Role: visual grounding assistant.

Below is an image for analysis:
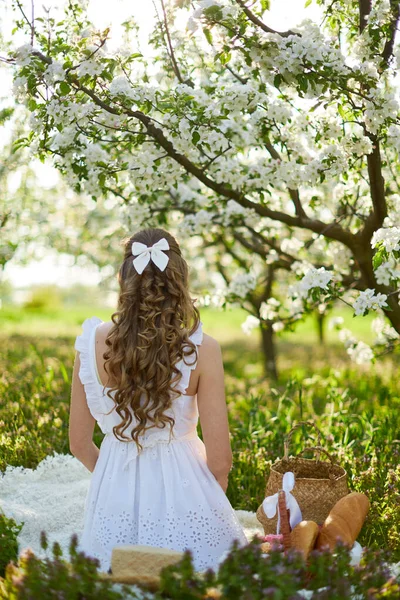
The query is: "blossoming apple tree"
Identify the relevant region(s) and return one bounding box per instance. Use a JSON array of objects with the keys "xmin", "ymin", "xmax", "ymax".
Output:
[{"xmin": 2, "ymin": 0, "xmax": 400, "ymax": 372}]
